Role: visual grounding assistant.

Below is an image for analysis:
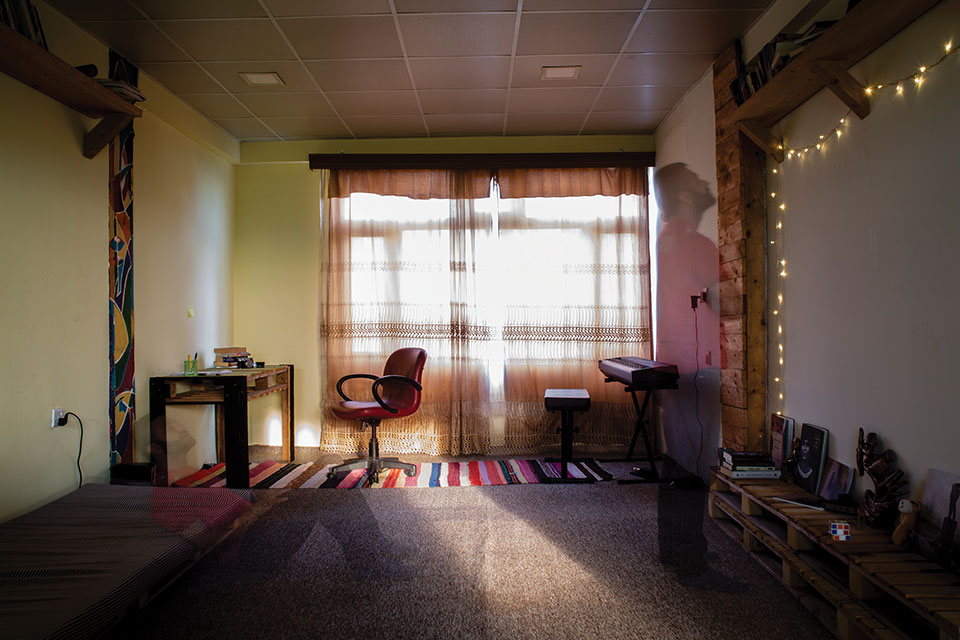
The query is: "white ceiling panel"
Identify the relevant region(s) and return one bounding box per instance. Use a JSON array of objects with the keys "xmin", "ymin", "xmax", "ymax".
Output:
[{"xmin": 48, "ymin": 0, "xmax": 773, "ymax": 140}]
